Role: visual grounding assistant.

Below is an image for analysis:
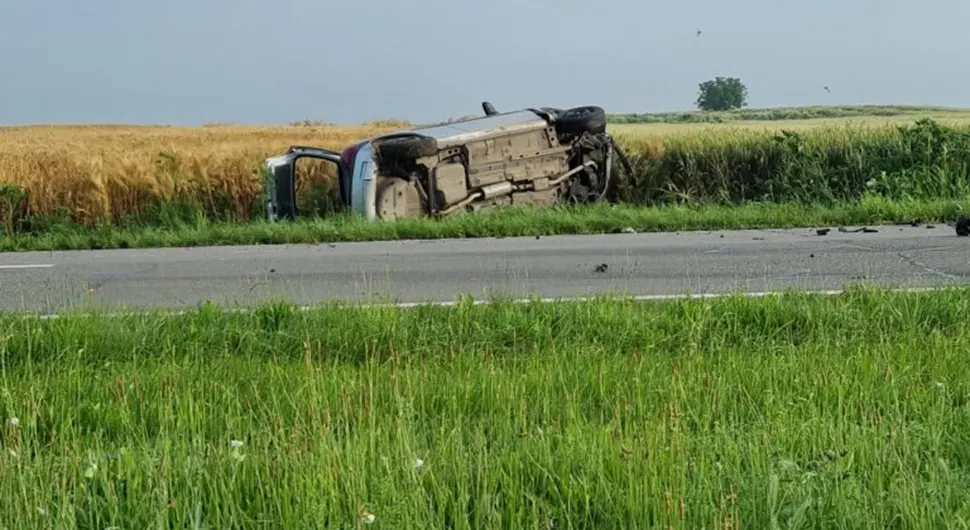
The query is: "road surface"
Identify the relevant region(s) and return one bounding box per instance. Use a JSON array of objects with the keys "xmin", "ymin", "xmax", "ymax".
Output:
[{"xmin": 0, "ymin": 224, "xmax": 968, "ymax": 314}]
